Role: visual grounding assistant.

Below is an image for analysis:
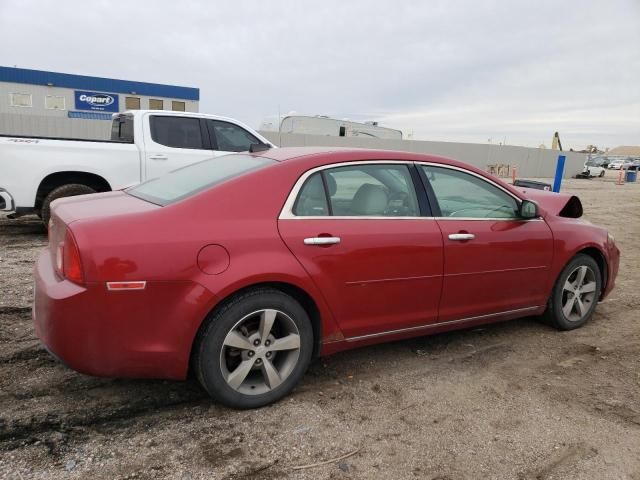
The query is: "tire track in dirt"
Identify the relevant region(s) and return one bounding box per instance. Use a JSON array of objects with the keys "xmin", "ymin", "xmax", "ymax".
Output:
[{"xmin": 0, "ymin": 385, "xmax": 209, "ymax": 450}]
